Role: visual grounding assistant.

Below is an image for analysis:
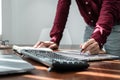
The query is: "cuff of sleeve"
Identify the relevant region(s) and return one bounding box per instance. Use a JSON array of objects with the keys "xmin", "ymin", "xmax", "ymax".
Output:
[
  {"xmin": 91, "ymin": 24, "xmax": 112, "ymax": 49},
  {"xmin": 50, "ymin": 36, "xmax": 61, "ymax": 46}
]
